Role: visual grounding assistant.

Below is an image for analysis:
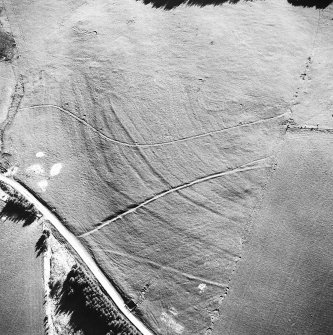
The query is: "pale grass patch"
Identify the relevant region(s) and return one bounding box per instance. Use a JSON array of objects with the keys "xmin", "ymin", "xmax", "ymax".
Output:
[
  {"xmin": 36, "ymin": 152, "xmax": 46, "ymax": 158},
  {"xmin": 26, "ymin": 164, "xmax": 44, "ymax": 175},
  {"xmin": 38, "ymin": 179, "xmax": 48, "ymax": 192}
]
